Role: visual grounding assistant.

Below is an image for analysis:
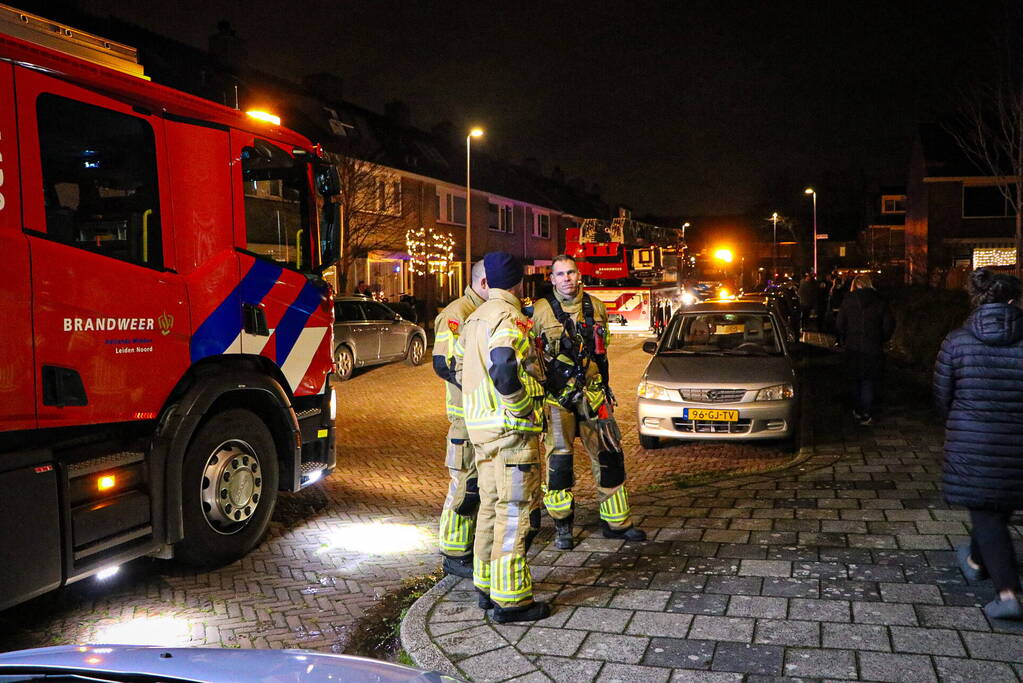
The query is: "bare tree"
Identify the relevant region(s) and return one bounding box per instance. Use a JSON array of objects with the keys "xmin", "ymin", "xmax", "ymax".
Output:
[
  {"xmin": 327, "ymin": 150, "xmax": 410, "ymax": 292},
  {"xmin": 947, "ymin": 3, "xmax": 1023, "ymax": 276}
]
